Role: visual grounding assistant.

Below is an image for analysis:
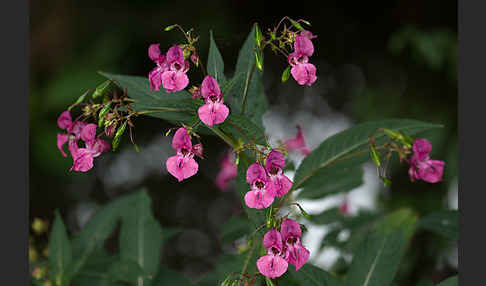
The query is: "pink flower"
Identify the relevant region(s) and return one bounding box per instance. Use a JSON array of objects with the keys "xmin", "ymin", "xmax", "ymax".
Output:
[
  {"xmin": 281, "ymin": 219, "xmax": 309, "ymax": 271},
  {"xmin": 284, "ymin": 126, "xmax": 311, "ymax": 156},
  {"xmin": 408, "ymin": 138, "xmax": 445, "ymax": 183},
  {"xmin": 197, "ymin": 76, "xmax": 229, "ymax": 126},
  {"xmin": 265, "ymin": 150, "xmax": 292, "ymax": 197},
  {"xmin": 288, "ymin": 30, "xmax": 317, "ymax": 86},
  {"xmin": 165, "ymin": 127, "xmax": 200, "ymax": 182},
  {"xmin": 290, "ymin": 63, "xmax": 317, "ymax": 86},
  {"xmin": 56, "ymin": 110, "xmax": 88, "ymax": 157},
  {"xmin": 257, "ymin": 229, "xmax": 289, "ymax": 279},
  {"xmin": 69, "ymin": 123, "xmax": 110, "ymax": 172},
  {"xmin": 215, "ymin": 150, "xmax": 237, "ymax": 191},
  {"xmin": 148, "ymin": 44, "xmax": 189, "ymax": 93},
  {"xmin": 339, "ymin": 198, "xmax": 350, "ymax": 216},
  {"xmin": 244, "ymin": 163, "xmax": 274, "ymax": 209}
]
